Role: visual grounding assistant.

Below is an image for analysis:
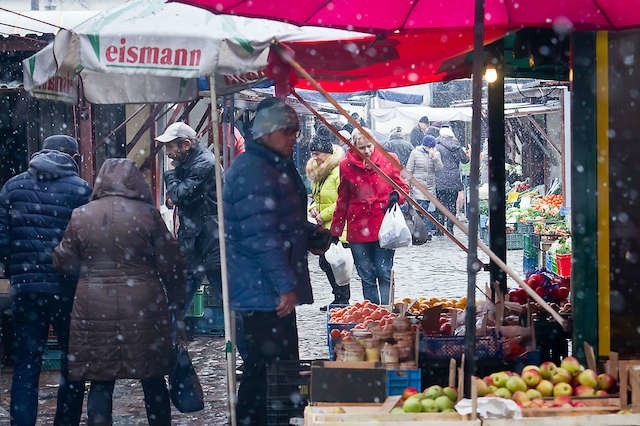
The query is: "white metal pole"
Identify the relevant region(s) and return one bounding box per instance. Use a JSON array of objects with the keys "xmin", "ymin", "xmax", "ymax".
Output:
[{"xmin": 209, "ymin": 76, "xmax": 237, "ymax": 426}]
